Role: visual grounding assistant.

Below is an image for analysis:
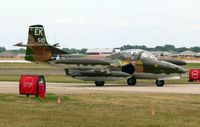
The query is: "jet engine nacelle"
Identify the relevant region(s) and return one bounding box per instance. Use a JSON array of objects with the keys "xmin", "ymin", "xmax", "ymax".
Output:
[{"xmin": 121, "ymin": 64, "xmax": 135, "ymax": 74}]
